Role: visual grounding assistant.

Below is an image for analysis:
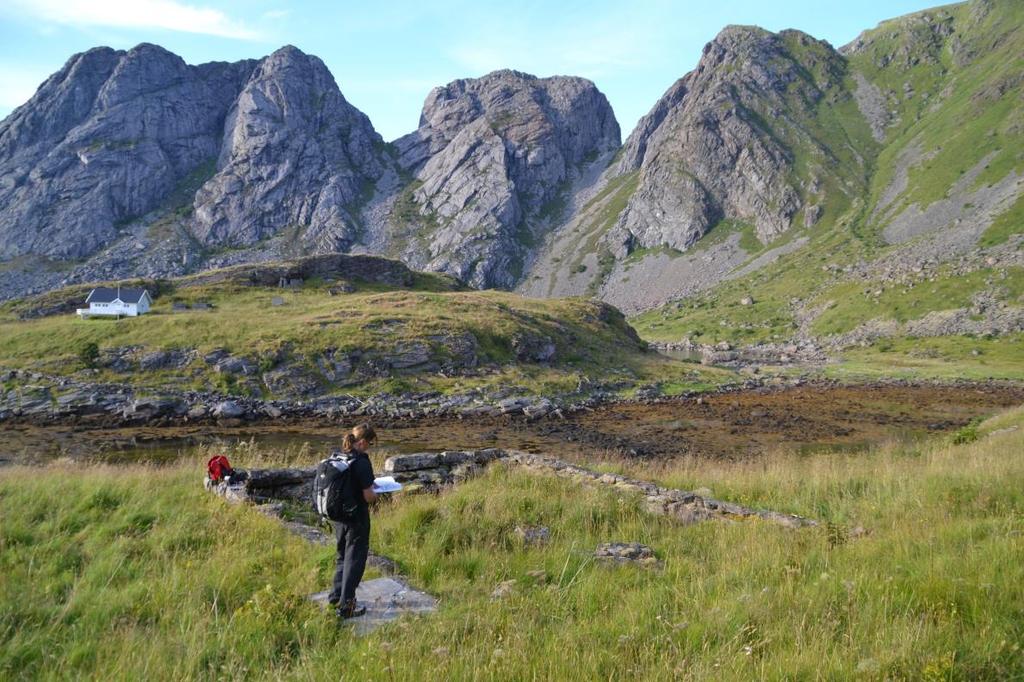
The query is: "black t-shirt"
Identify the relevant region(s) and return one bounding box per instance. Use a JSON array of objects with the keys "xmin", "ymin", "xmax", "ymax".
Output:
[{"xmin": 347, "ymin": 450, "xmax": 375, "ymax": 510}]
